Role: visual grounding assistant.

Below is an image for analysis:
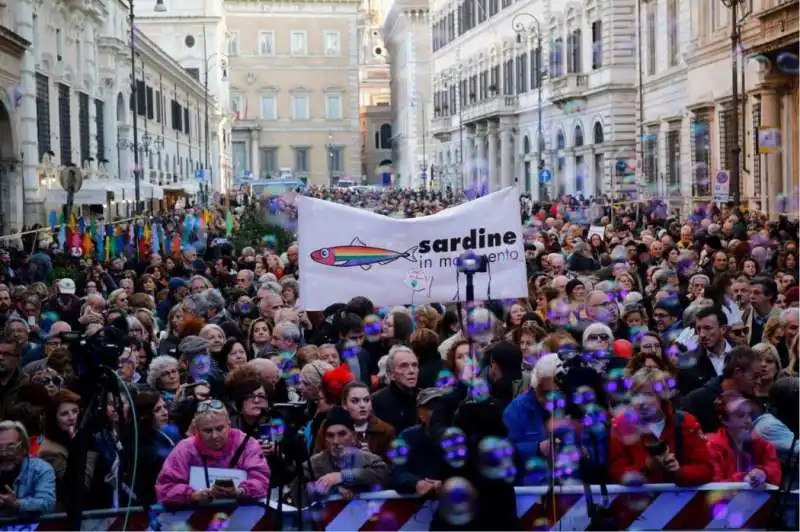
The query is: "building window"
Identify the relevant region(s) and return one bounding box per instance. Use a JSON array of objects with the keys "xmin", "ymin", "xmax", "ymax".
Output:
[
  {"xmin": 691, "ymin": 112, "xmax": 711, "ymax": 197},
  {"xmin": 36, "ymin": 74, "xmax": 50, "ymax": 160},
  {"xmin": 516, "ymin": 53, "xmax": 528, "ymax": 93},
  {"xmin": 530, "ymin": 47, "xmax": 542, "ymax": 89},
  {"xmin": 325, "ymin": 93, "xmax": 342, "ymax": 119},
  {"xmin": 146, "ymin": 86, "xmax": 154, "ymax": 119},
  {"xmin": 752, "ymin": 100, "xmax": 761, "ymax": 199},
  {"xmin": 260, "ymin": 93, "xmax": 276, "ymax": 119},
  {"xmin": 291, "ymin": 31, "xmax": 307, "ymax": 55},
  {"xmin": 260, "ymin": 147, "xmax": 277, "ymax": 177},
  {"xmin": 567, "ymin": 29, "xmax": 582, "ymax": 74},
  {"xmin": 647, "ymin": 2, "xmax": 656, "ymax": 75},
  {"xmin": 292, "ymin": 94, "xmax": 309, "ymax": 119},
  {"xmin": 718, "ymin": 102, "xmax": 741, "ymax": 197},
  {"xmin": 78, "ymin": 93, "xmax": 90, "ymax": 164},
  {"xmin": 185, "ymin": 68, "xmax": 200, "ymax": 81},
  {"xmin": 232, "ymin": 141, "xmax": 247, "ymax": 177},
  {"xmin": 259, "ymin": 31, "xmax": 275, "ymax": 55},
  {"xmin": 667, "ymin": 0, "xmax": 679, "ymax": 67},
  {"xmin": 666, "ymin": 127, "xmax": 681, "ymax": 195},
  {"xmin": 379, "ymin": 123, "xmax": 392, "ymax": 149},
  {"xmin": 58, "ymin": 84, "xmax": 71, "ymax": 165},
  {"xmin": 156, "ymin": 91, "xmax": 162, "ymax": 123},
  {"xmin": 94, "ymin": 99, "xmax": 105, "ymax": 162},
  {"xmin": 591, "ymin": 20, "xmax": 602, "ymax": 69},
  {"xmin": 550, "ymin": 37, "xmax": 564, "ymax": 77},
  {"xmin": 489, "ymin": 0, "xmax": 498, "ymax": 17},
  {"xmin": 503, "ymin": 59, "xmax": 513, "ymax": 95},
  {"xmin": 324, "ymin": 31, "xmax": 340, "ymax": 56},
  {"xmin": 183, "ymin": 107, "xmax": 190, "ymax": 135},
  {"xmin": 56, "ymin": 29, "xmax": 62, "ymax": 61},
  {"xmin": 330, "ymin": 147, "xmax": 344, "ymax": 172},
  {"xmin": 228, "ymin": 32, "xmax": 239, "ymax": 56},
  {"xmin": 643, "ymin": 131, "xmax": 658, "ymax": 187},
  {"xmin": 136, "ymin": 80, "xmax": 146, "ymax": 117},
  {"xmin": 231, "ymin": 95, "xmax": 243, "ymax": 118},
  {"xmin": 170, "ymin": 100, "xmax": 183, "ymax": 131},
  {"xmin": 294, "ymin": 147, "xmax": 309, "ymax": 172}
]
